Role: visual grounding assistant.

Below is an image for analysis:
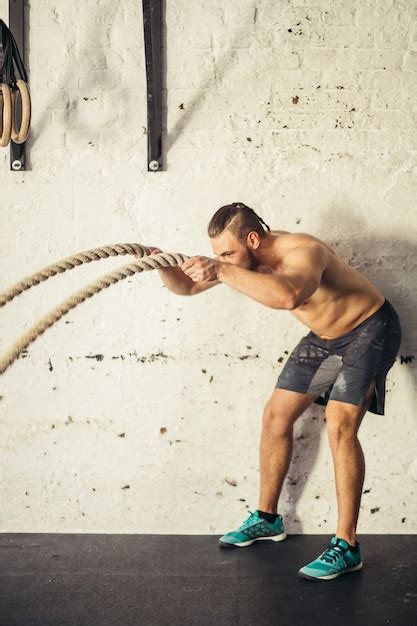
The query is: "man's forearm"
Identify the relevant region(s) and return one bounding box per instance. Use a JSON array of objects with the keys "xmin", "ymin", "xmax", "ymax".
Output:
[
  {"xmin": 157, "ymin": 267, "xmax": 194, "ymax": 295},
  {"xmin": 217, "ymin": 263, "xmax": 294, "ymax": 309}
]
